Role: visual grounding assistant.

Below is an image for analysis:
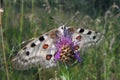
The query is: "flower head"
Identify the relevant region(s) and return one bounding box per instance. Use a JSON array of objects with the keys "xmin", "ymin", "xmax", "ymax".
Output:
[{"xmin": 54, "ymin": 27, "xmax": 81, "ymax": 63}]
